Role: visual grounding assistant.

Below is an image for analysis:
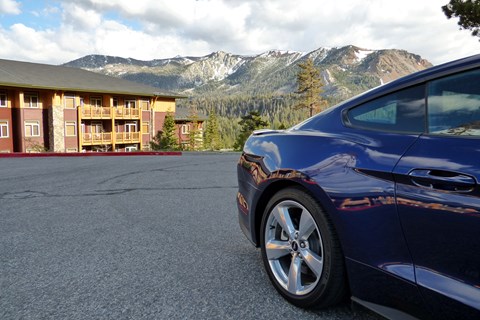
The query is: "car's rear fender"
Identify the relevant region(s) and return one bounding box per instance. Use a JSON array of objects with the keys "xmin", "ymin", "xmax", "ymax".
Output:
[{"xmin": 241, "ymin": 132, "xmax": 358, "ymax": 248}]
